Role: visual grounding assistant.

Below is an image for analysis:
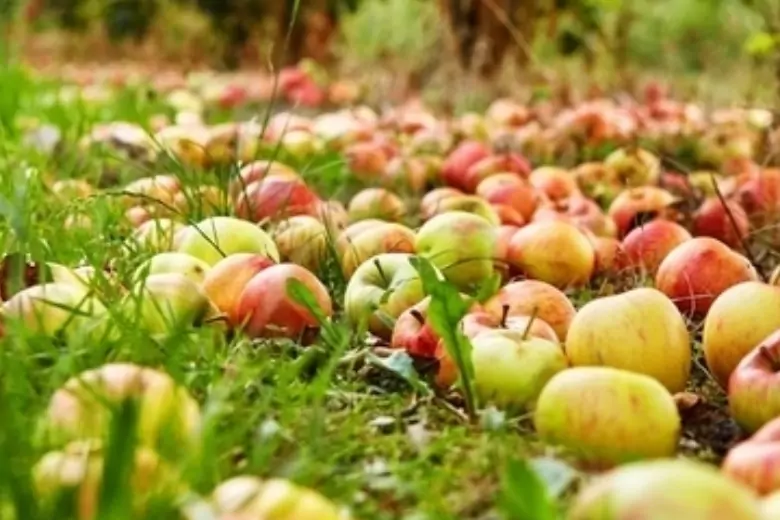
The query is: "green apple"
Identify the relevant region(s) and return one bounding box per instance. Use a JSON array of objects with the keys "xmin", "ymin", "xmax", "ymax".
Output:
[
  {"xmin": 344, "ymin": 253, "xmax": 428, "ymax": 340},
  {"xmin": 534, "ymin": 367, "xmax": 680, "ymax": 467},
  {"xmin": 565, "ymin": 287, "xmax": 691, "ymax": 393},
  {"xmin": 416, "ymin": 211, "xmax": 497, "ymax": 291},
  {"xmin": 177, "ymin": 216, "xmax": 279, "ymax": 266},
  {"xmin": 134, "ymin": 252, "xmax": 211, "ymax": 284},
  {"xmin": 124, "ymin": 273, "xmax": 213, "ymax": 335},
  {"xmin": 569, "ymin": 459, "xmax": 760, "ymax": 519},
  {"xmin": 471, "ymin": 329, "xmax": 567, "ymax": 411}
]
